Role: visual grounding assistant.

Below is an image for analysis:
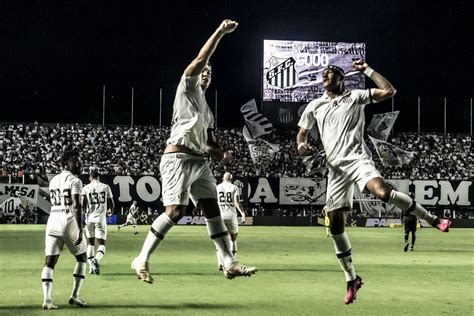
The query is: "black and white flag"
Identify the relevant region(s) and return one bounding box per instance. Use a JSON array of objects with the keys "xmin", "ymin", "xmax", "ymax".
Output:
[
  {"xmin": 367, "ymin": 111, "xmax": 399, "ymax": 141},
  {"xmin": 369, "ymin": 136, "xmax": 416, "ymax": 167},
  {"xmin": 240, "ymin": 99, "xmax": 273, "ymax": 139}
]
